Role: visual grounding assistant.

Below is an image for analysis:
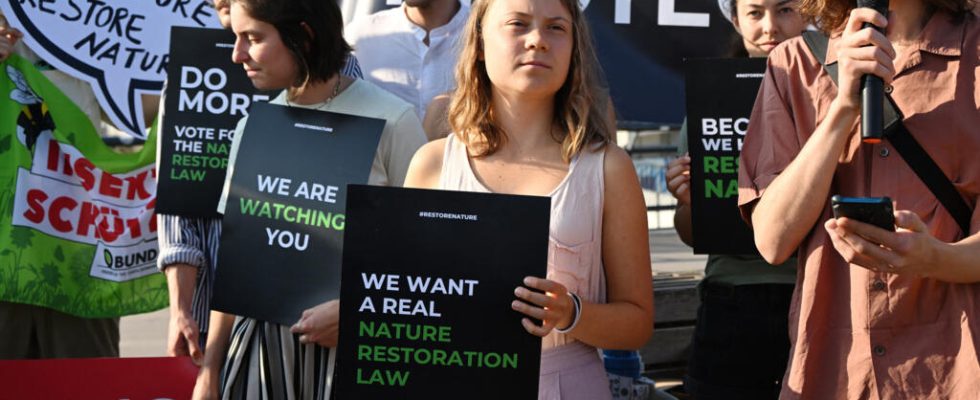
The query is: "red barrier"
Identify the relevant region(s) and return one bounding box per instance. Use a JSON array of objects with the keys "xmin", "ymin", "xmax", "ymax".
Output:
[{"xmin": 0, "ymin": 356, "xmax": 198, "ymax": 400}]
